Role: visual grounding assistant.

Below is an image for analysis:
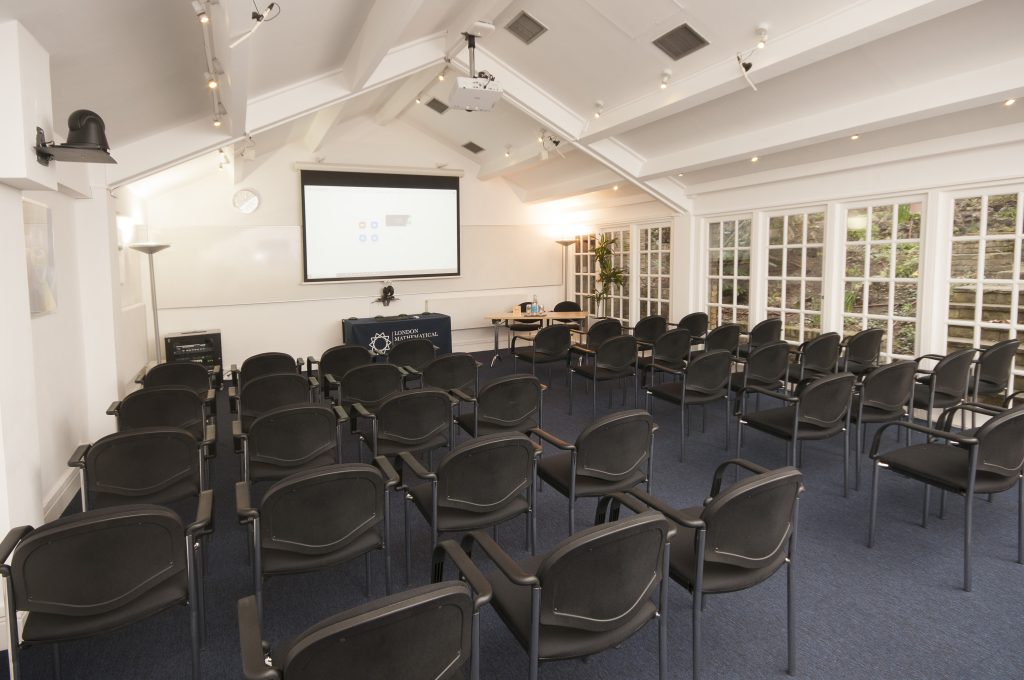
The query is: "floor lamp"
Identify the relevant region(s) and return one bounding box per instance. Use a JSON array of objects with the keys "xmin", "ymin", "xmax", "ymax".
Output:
[
  {"xmin": 129, "ymin": 242, "xmax": 170, "ymax": 362},
  {"xmin": 556, "ymin": 239, "xmax": 575, "ymax": 302}
]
